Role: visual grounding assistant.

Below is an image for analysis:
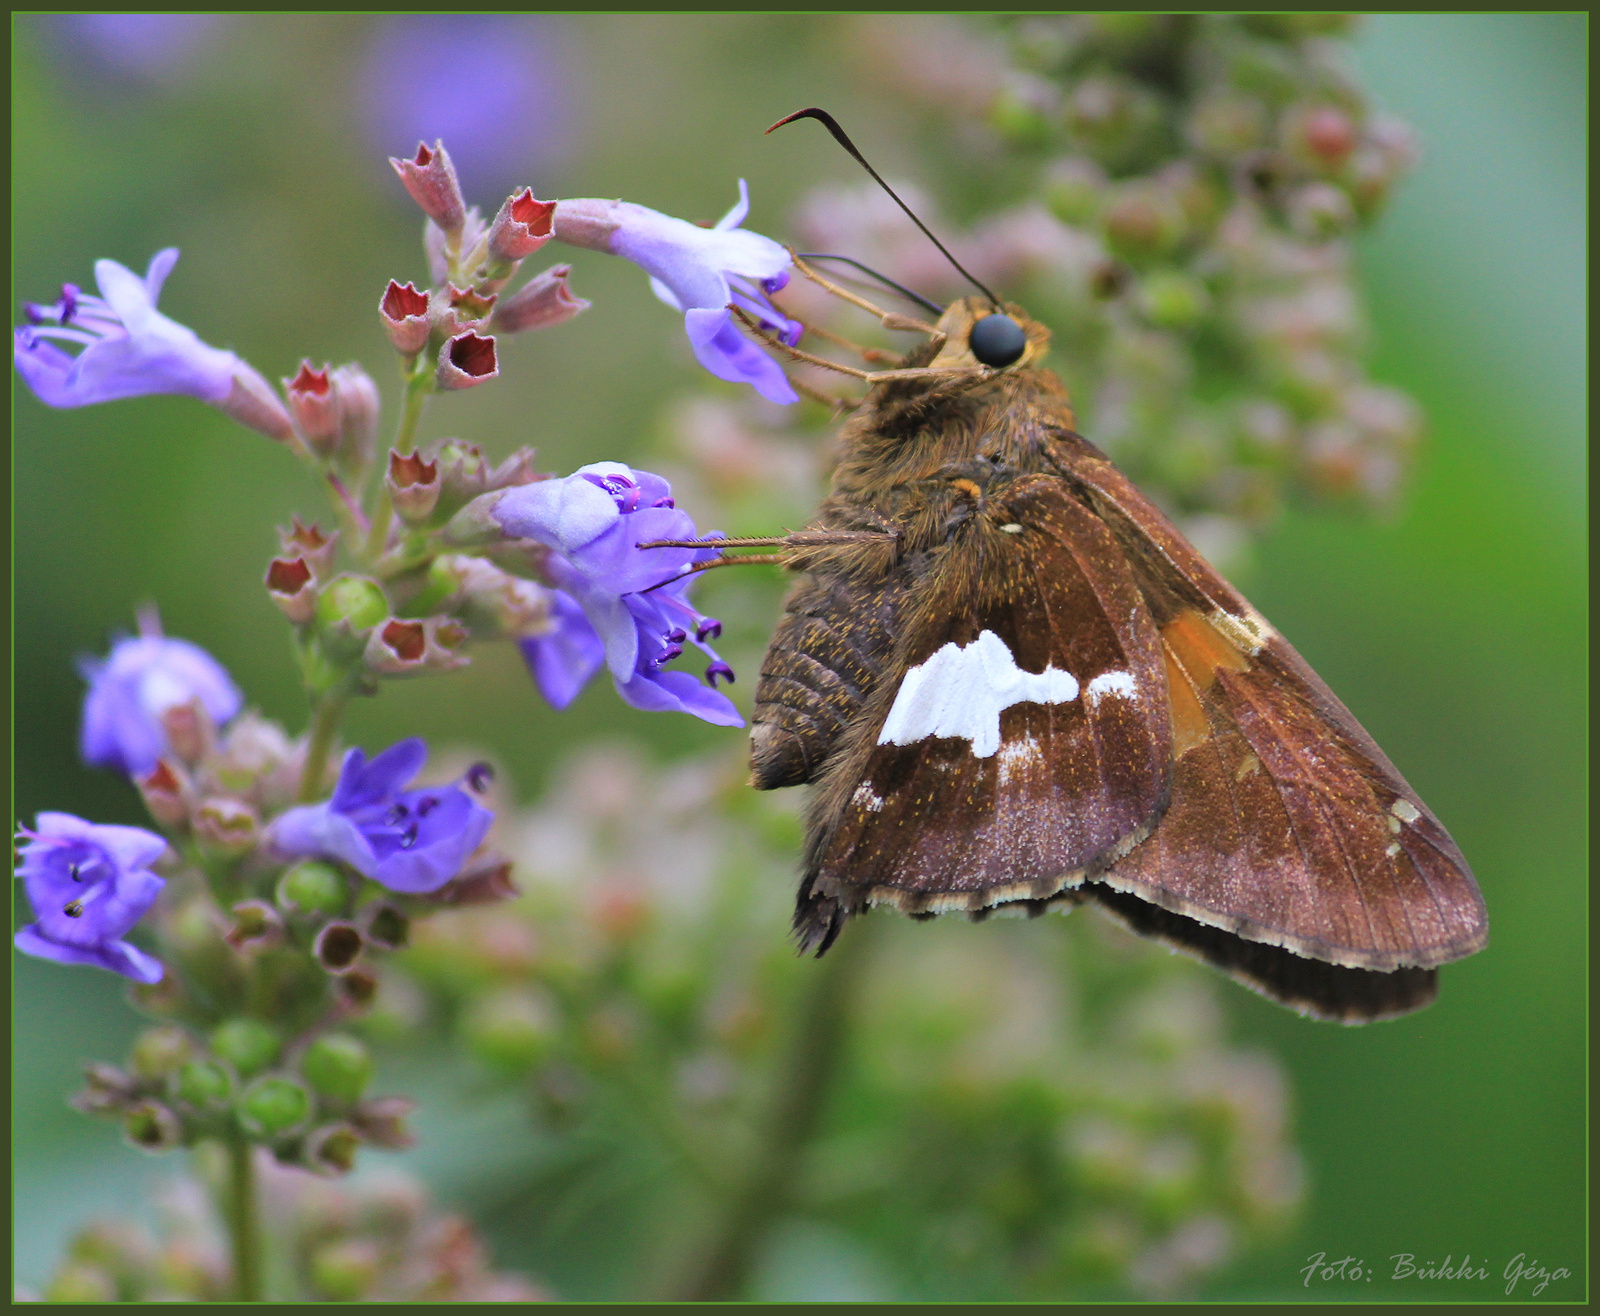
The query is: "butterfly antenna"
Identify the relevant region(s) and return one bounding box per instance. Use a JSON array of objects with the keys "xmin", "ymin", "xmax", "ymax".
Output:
[{"xmin": 768, "ymin": 108, "xmax": 1002, "ymax": 311}]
